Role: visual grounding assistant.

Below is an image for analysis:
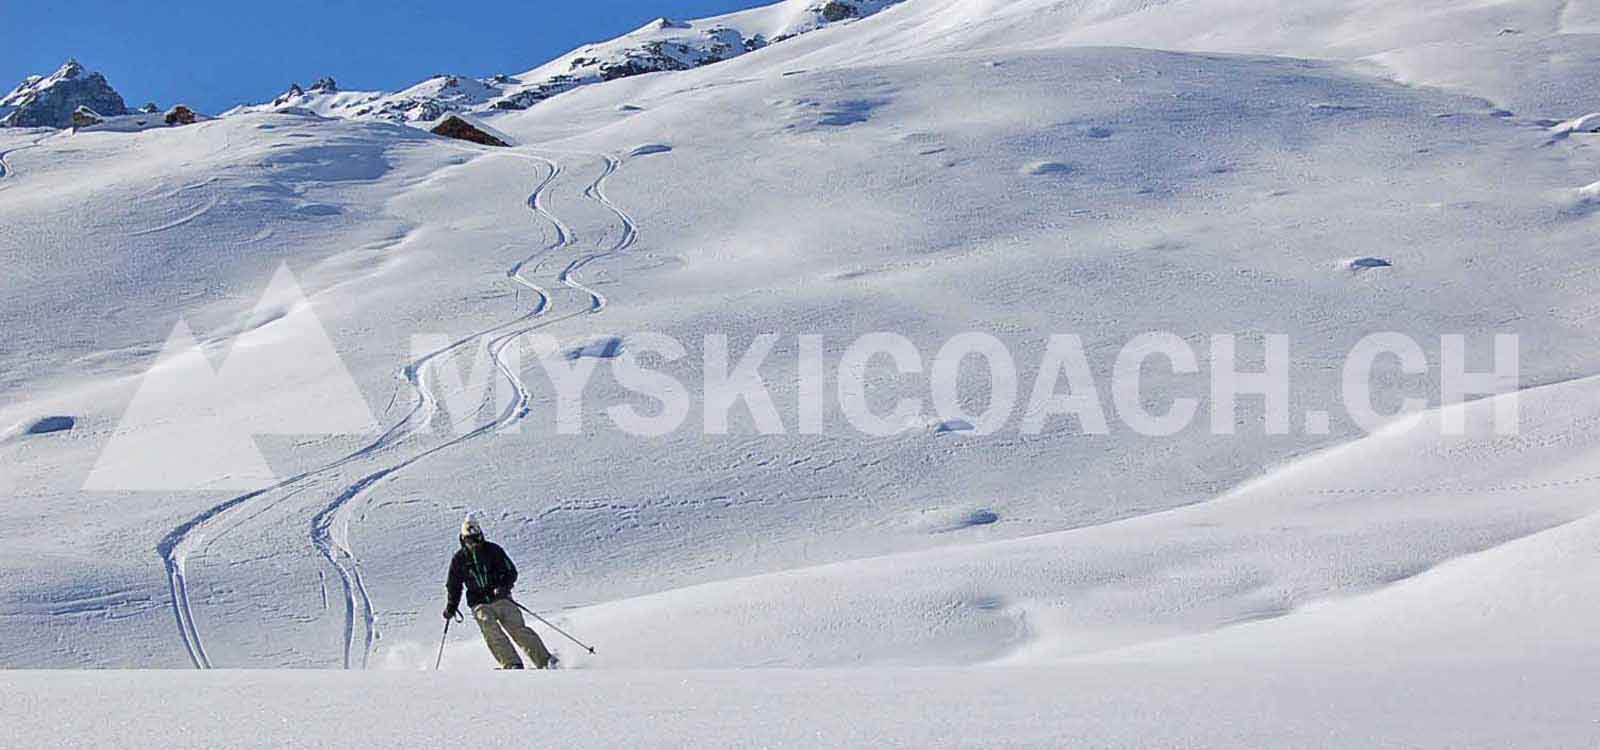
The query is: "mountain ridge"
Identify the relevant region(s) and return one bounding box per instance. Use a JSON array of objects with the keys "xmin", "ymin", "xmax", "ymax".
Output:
[{"xmin": 221, "ymin": 0, "xmax": 905, "ymax": 124}]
